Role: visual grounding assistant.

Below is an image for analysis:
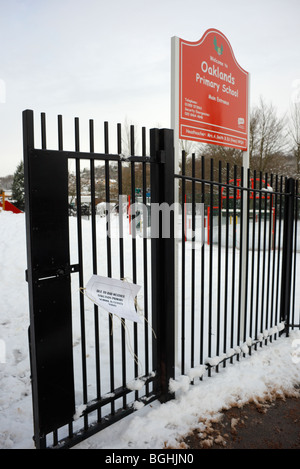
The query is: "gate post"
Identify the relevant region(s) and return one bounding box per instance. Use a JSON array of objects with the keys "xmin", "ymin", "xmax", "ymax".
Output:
[
  {"xmin": 280, "ymin": 177, "xmax": 295, "ymax": 336},
  {"xmin": 150, "ymin": 128, "xmax": 175, "ymax": 402}
]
